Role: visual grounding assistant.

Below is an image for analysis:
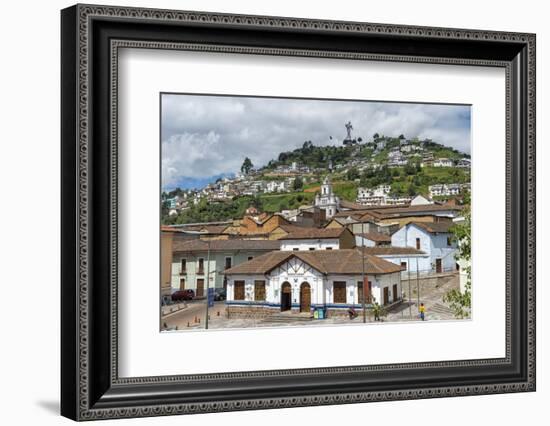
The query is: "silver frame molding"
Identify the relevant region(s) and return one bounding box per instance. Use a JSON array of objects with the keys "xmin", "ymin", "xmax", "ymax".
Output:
[{"xmin": 61, "ymin": 4, "xmax": 536, "ymax": 421}]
